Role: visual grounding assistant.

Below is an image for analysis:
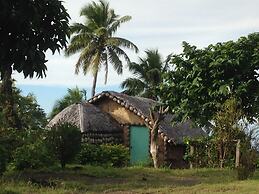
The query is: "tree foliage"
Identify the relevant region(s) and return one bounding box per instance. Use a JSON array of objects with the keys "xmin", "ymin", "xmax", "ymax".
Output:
[
  {"xmin": 0, "ymin": 0, "xmax": 69, "ymax": 78},
  {"xmin": 77, "ymin": 143, "xmax": 129, "ymax": 167},
  {"xmin": 213, "ymin": 97, "xmax": 244, "ymax": 168},
  {"xmin": 0, "ymin": 145, "xmax": 7, "ymax": 175},
  {"xmin": 0, "ymin": 0, "xmax": 70, "ymax": 128},
  {"xmin": 0, "ymin": 84, "xmax": 47, "ymax": 130},
  {"xmin": 12, "ymin": 139, "xmax": 54, "ymax": 170},
  {"xmin": 49, "ymin": 87, "xmax": 84, "ymax": 119},
  {"xmin": 159, "ymin": 33, "xmax": 259, "ymax": 126},
  {"xmin": 121, "ymin": 49, "xmax": 171, "ymax": 100},
  {"xmin": 65, "ymin": 0, "xmax": 138, "ymax": 97},
  {"xmin": 46, "ymin": 123, "xmax": 81, "ymax": 168}
]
